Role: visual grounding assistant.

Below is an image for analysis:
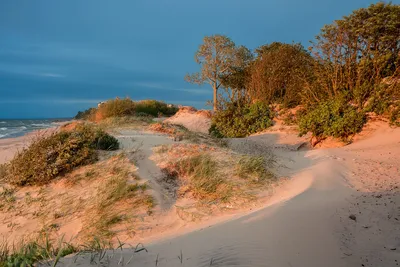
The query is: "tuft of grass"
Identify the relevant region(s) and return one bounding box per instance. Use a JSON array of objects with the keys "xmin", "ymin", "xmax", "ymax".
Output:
[
  {"xmin": 0, "ymin": 187, "xmax": 16, "ymax": 211},
  {"xmin": 83, "ymin": 166, "xmax": 154, "ymax": 240},
  {"xmin": 0, "ymin": 234, "xmax": 78, "ymax": 267},
  {"xmin": 166, "ymin": 154, "xmax": 228, "ymax": 200},
  {"xmin": 96, "ymin": 176, "xmax": 139, "ymax": 209},
  {"xmin": 236, "ymin": 156, "xmax": 275, "ymax": 184}
]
